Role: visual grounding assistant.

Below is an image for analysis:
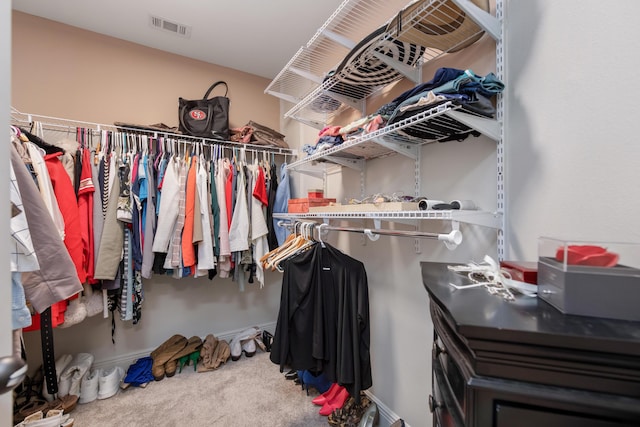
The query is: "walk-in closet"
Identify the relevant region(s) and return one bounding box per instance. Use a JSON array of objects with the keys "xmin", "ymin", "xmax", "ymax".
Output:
[{"xmin": 2, "ymin": 1, "xmax": 640, "ymax": 426}]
